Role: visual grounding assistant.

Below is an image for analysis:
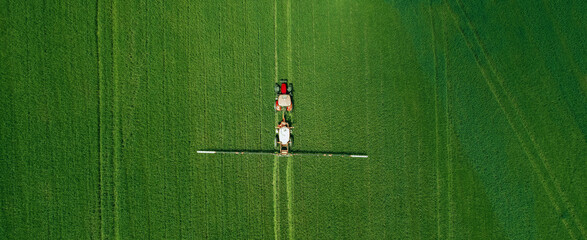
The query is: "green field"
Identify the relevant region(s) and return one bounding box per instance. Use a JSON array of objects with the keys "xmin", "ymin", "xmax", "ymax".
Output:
[{"xmin": 1, "ymin": 0, "xmax": 585, "ymax": 239}]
